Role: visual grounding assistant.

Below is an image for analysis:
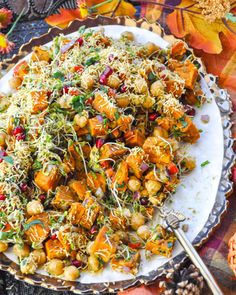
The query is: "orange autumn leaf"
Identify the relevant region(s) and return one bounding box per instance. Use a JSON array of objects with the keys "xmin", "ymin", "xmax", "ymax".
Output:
[
  {"xmin": 195, "ymin": 34, "xmax": 236, "ymax": 98},
  {"xmin": 84, "ymin": 0, "xmax": 136, "ymax": 17},
  {"xmin": 166, "ymin": 0, "xmax": 236, "ymax": 54},
  {"xmin": 45, "ymin": 6, "xmax": 88, "ymax": 28},
  {"xmin": 140, "ymin": 0, "xmax": 164, "ymax": 23}
]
